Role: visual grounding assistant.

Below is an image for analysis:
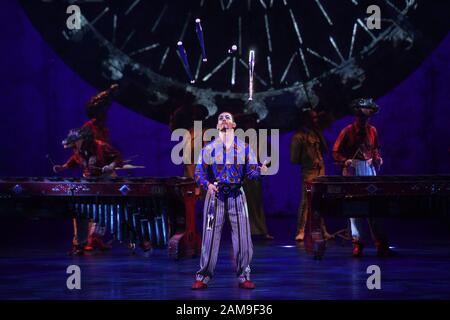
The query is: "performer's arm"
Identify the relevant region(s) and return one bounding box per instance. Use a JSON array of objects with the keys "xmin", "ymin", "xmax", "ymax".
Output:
[
  {"xmin": 245, "ymin": 147, "xmax": 261, "ymax": 180},
  {"xmin": 194, "ymin": 149, "xmax": 212, "ymax": 191},
  {"xmin": 372, "ymin": 128, "xmax": 383, "ymax": 166},
  {"xmin": 53, "ymin": 155, "xmax": 78, "ymax": 173},
  {"xmin": 332, "ymin": 129, "xmax": 349, "ymax": 164},
  {"xmin": 64, "ymin": 155, "xmax": 79, "ymax": 168},
  {"xmin": 101, "ymin": 143, "xmax": 124, "ymax": 173}
]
